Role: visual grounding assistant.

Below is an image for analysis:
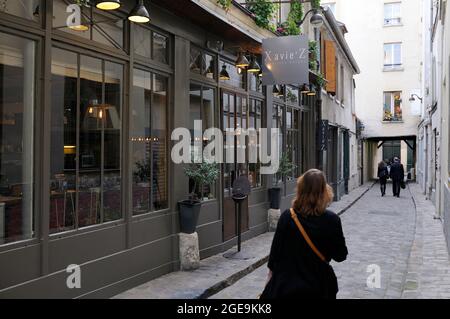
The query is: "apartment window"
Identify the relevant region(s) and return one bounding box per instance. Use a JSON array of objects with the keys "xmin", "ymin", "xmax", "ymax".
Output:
[
  {"xmin": 131, "ymin": 70, "xmax": 169, "ymax": 215},
  {"xmin": 0, "ymin": 32, "xmax": 36, "ymax": 244},
  {"xmin": 383, "ymin": 91, "xmax": 403, "ymax": 122},
  {"xmin": 384, "ymin": 2, "xmax": 402, "ymax": 26},
  {"xmin": 50, "ymin": 48, "xmax": 124, "ymax": 232},
  {"xmin": 323, "ymin": 3, "xmax": 336, "ymax": 15},
  {"xmin": 384, "ymin": 43, "xmax": 402, "ymax": 69}
]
